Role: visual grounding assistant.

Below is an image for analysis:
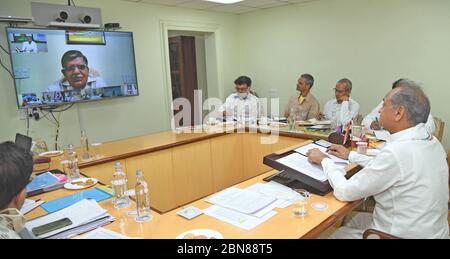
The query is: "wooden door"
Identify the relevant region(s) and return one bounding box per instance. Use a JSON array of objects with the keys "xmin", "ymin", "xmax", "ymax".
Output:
[{"xmin": 169, "ymin": 36, "xmax": 198, "ymax": 126}]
